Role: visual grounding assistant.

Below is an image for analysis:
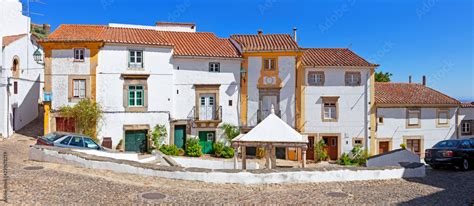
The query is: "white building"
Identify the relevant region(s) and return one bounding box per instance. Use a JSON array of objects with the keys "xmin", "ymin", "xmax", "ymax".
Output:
[
  {"xmin": 0, "ymin": 0, "xmax": 44, "ymax": 137},
  {"xmin": 40, "ymin": 23, "xmax": 241, "ymax": 153},
  {"xmin": 301, "ymin": 48, "xmax": 378, "ymax": 160},
  {"xmin": 459, "ymin": 102, "xmax": 474, "ymax": 138},
  {"xmin": 374, "ymin": 82, "xmax": 460, "ymax": 158}
]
